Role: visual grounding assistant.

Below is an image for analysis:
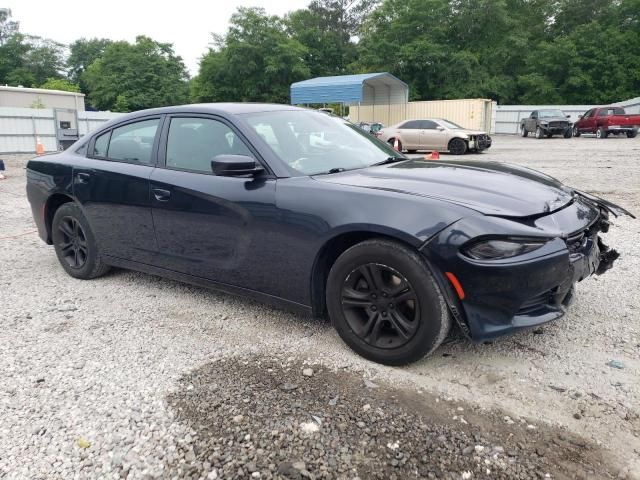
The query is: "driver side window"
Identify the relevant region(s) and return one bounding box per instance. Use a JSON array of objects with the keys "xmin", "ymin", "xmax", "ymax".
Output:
[
  {"xmin": 165, "ymin": 117, "xmax": 253, "ymax": 173},
  {"xmin": 531, "ymin": 111, "xmax": 538, "ymax": 119}
]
